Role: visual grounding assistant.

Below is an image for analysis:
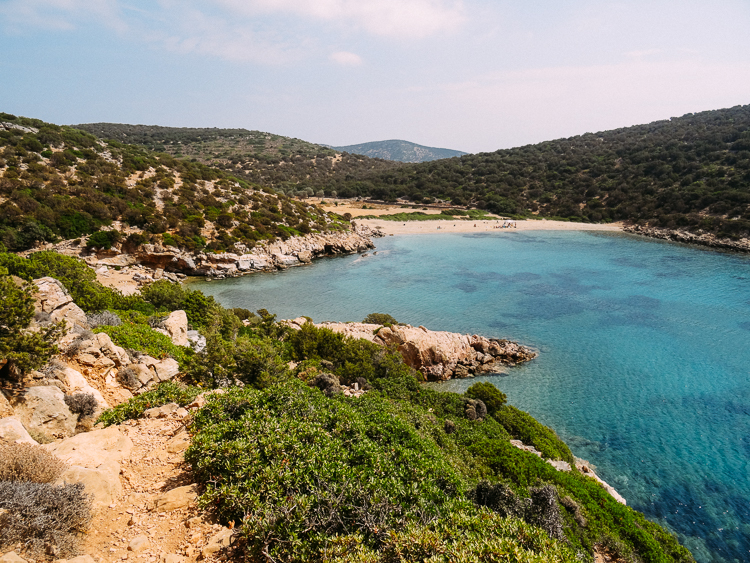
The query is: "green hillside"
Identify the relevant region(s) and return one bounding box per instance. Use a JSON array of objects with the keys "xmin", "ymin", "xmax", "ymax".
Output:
[
  {"xmin": 333, "ymin": 105, "xmax": 750, "ymax": 240},
  {"xmin": 75, "ymin": 122, "xmax": 401, "ymax": 197},
  {"xmin": 0, "ymin": 114, "xmax": 349, "ymax": 253},
  {"xmin": 330, "ymin": 139, "xmax": 467, "ymax": 162}
]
